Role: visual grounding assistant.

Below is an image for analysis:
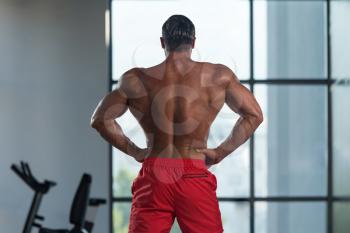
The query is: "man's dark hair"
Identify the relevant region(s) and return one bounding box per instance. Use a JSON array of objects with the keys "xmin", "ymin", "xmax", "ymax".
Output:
[{"xmin": 162, "ymin": 15, "xmax": 195, "ymax": 52}]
